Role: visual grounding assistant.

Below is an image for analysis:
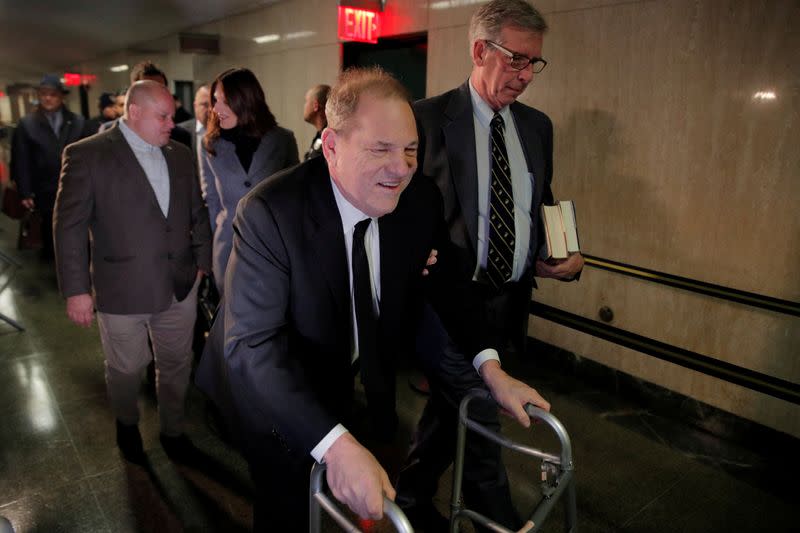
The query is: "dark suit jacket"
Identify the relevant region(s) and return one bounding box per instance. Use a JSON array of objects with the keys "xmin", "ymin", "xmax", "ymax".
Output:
[
  {"xmin": 53, "ymin": 126, "xmax": 212, "ymax": 314},
  {"xmin": 11, "ymin": 107, "xmax": 86, "ymax": 197},
  {"xmin": 196, "ymin": 156, "xmax": 487, "ymax": 456},
  {"xmin": 414, "ymin": 81, "xmax": 554, "ymax": 283},
  {"xmin": 413, "ymin": 81, "xmax": 557, "ymax": 343}
]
